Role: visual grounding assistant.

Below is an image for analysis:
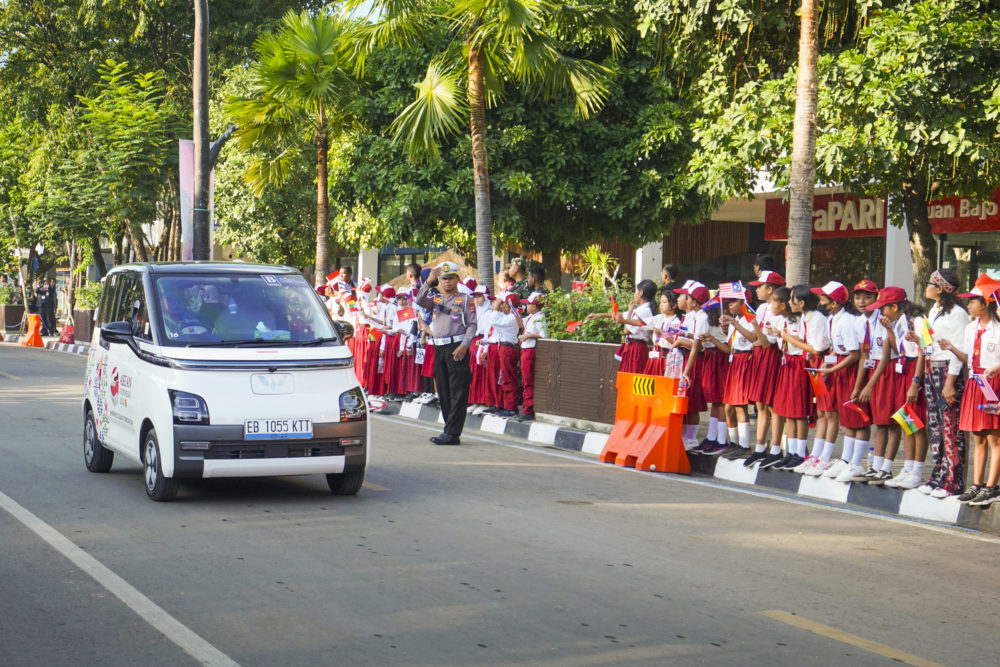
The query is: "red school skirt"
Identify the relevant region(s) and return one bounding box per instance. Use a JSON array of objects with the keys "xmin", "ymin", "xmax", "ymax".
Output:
[
  {"xmin": 397, "ymin": 346, "xmax": 421, "ymax": 394},
  {"xmin": 468, "ymin": 337, "xmax": 488, "ymax": 403},
  {"xmin": 699, "ymin": 347, "xmax": 729, "ymax": 404},
  {"xmin": 869, "ymin": 362, "xmax": 900, "ymax": 427},
  {"xmin": 814, "ymin": 353, "xmax": 838, "ymax": 413},
  {"xmin": 420, "ymin": 343, "xmax": 436, "ymax": 378},
  {"xmin": 382, "ymin": 333, "xmax": 403, "ymax": 394},
  {"xmin": 362, "ymin": 330, "xmax": 385, "ymax": 395},
  {"xmin": 746, "ymin": 345, "xmax": 782, "ymax": 405},
  {"xmin": 722, "ymin": 350, "xmax": 753, "ymax": 406},
  {"xmin": 897, "ymin": 357, "xmax": 926, "ymax": 420},
  {"xmin": 959, "ymin": 367, "xmax": 1000, "ymax": 432},
  {"xmin": 617, "ymin": 339, "xmax": 649, "ymax": 374},
  {"xmin": 684, "ymin": 349, "xmax": 708, "ymax": 414},
  {"xmin": 773, "ymin": 354, "xmax": 812, "ymax": 419},
  {"xmin": 834, "ymin": 361, "xmax": 870, "ymax": 429},
  {"xmin": 642, "ymin": 351, "xmax": 666, "ymax": 376}
]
